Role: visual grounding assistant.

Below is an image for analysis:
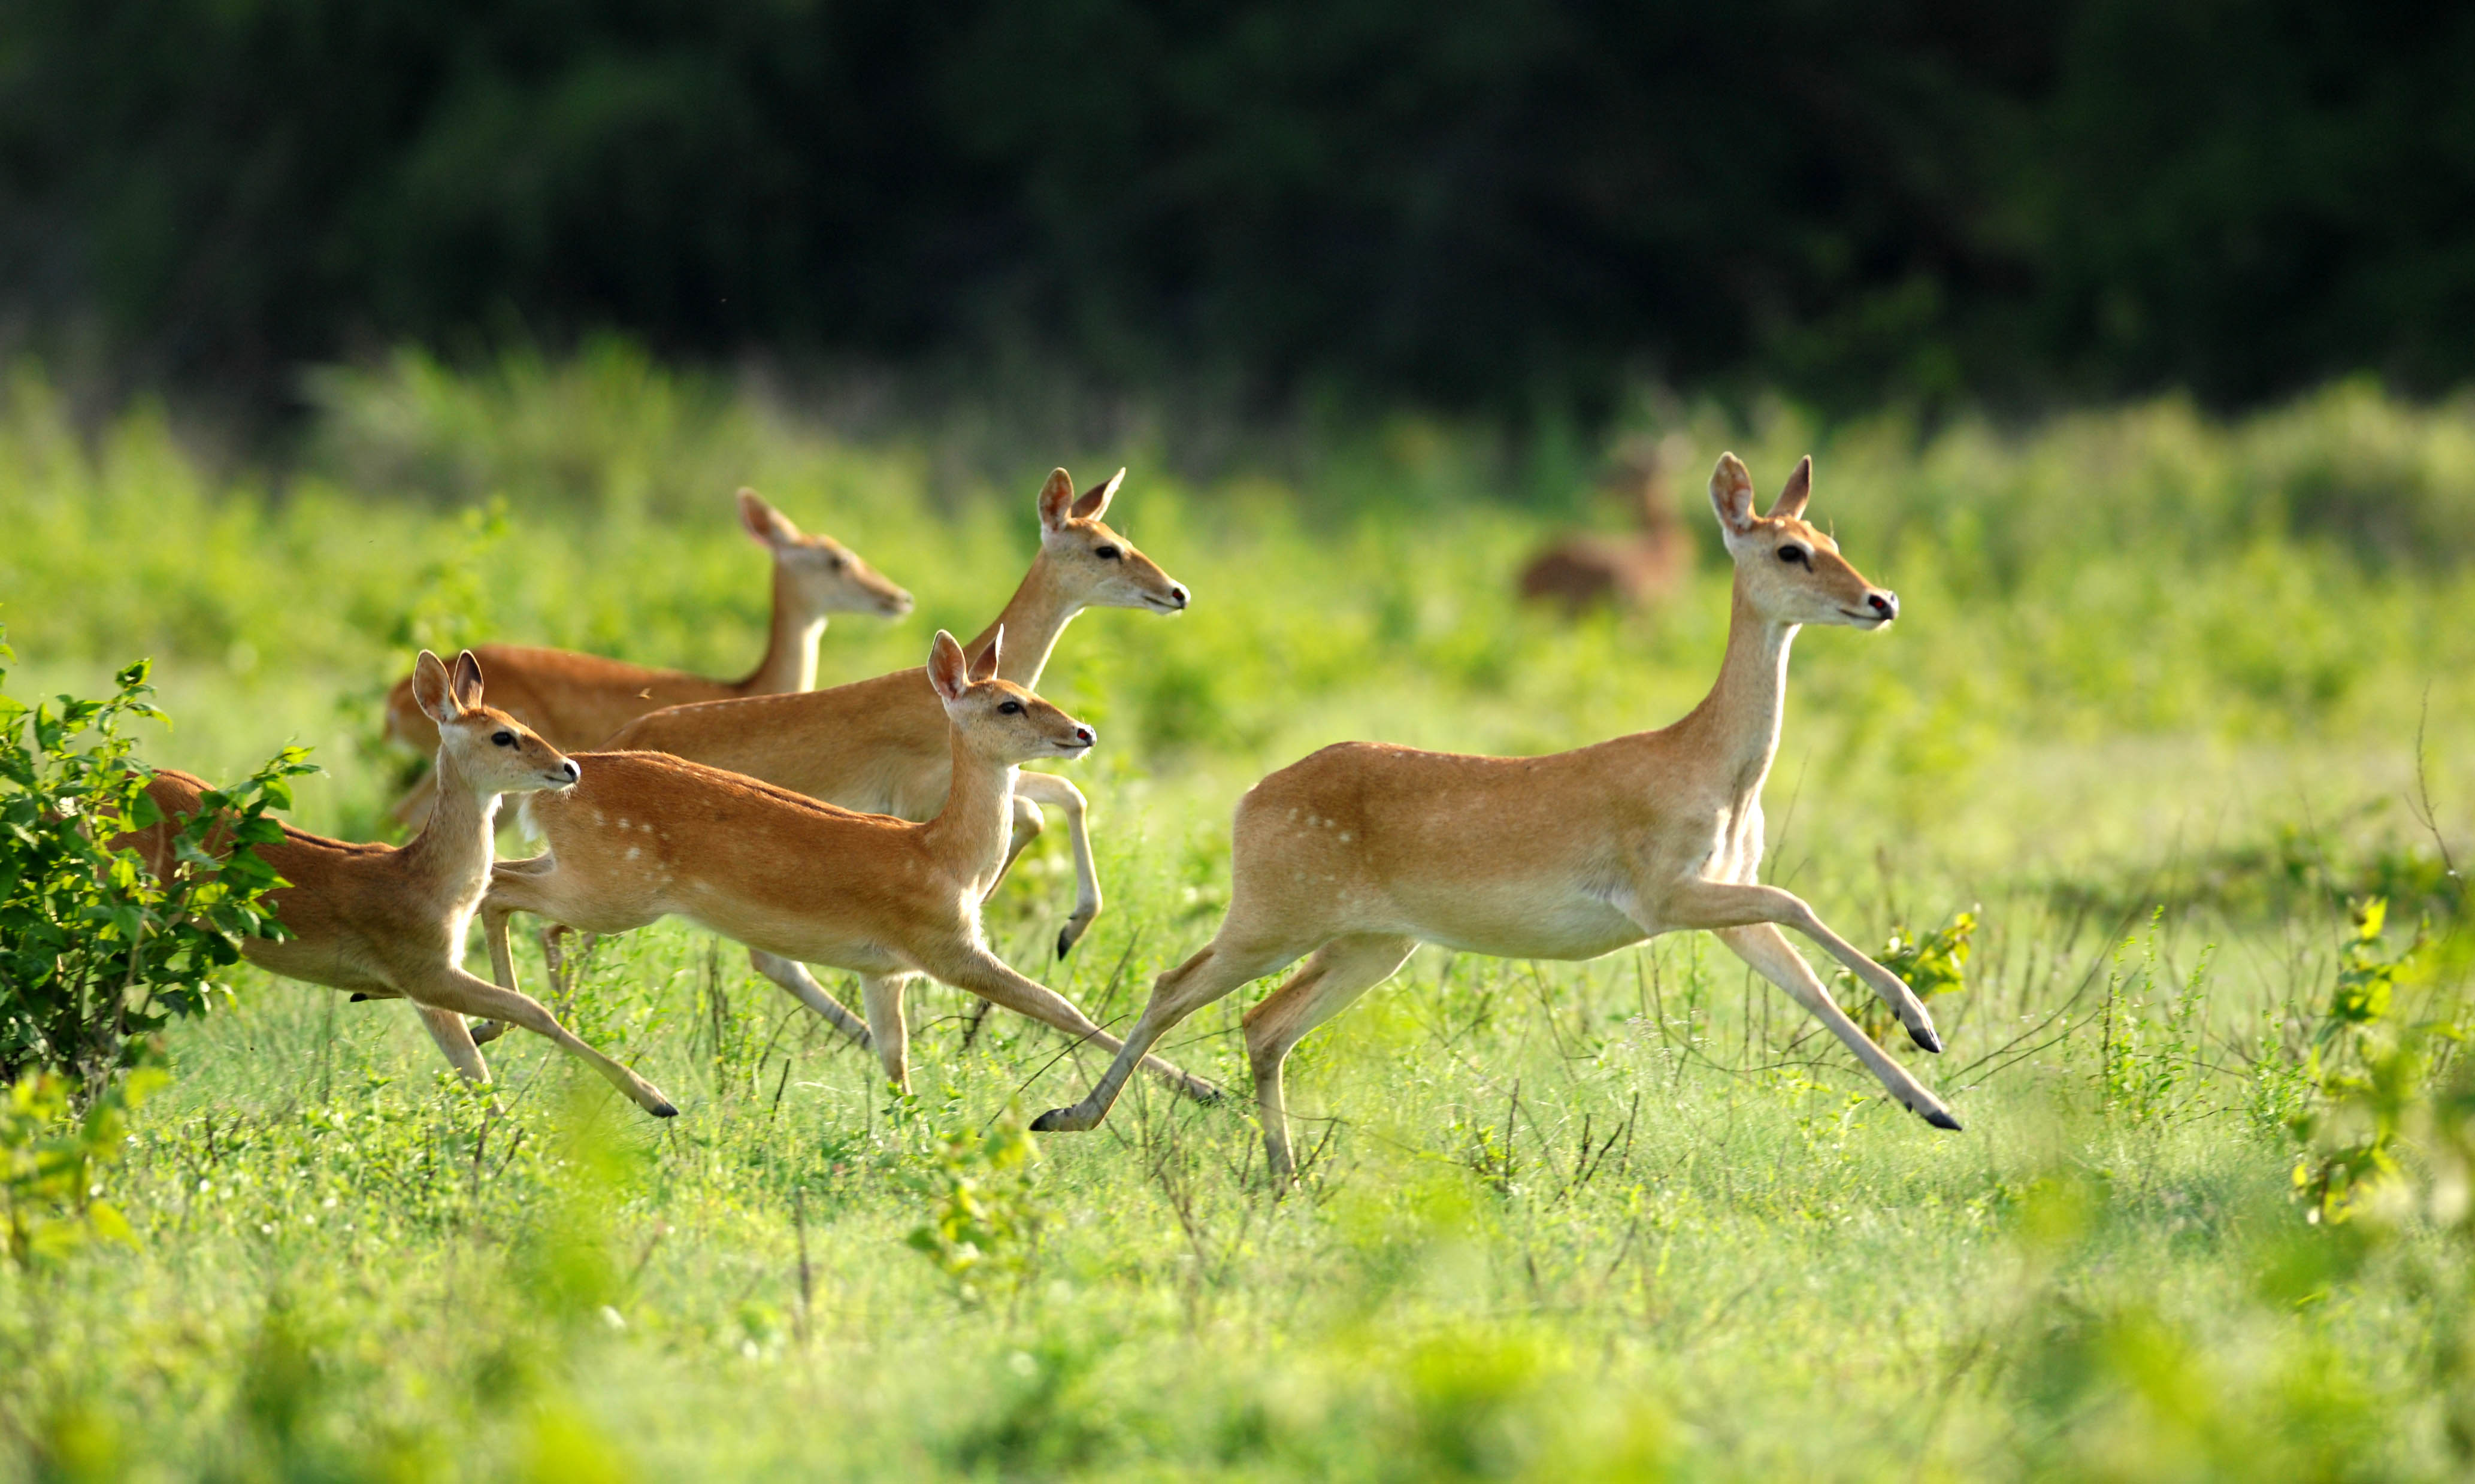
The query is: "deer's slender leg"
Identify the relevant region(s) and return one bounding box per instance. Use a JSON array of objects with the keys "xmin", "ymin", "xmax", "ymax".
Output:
[
  {"xmin": 1010, "ymin": 771, "xmax": 1102, "ymax": 958},
  {"xmin": 413, "ymin": 1003, "xmax": 492, "ymax": 1084},
  {"xmin": 917, "ymin": 943, "xmax": 1225, "ymax": 1107},
  {"xmin": 471, "ymin": 899, "xmax": 535, "ymax": 1046},
  {"xmin": 408, "ymin": 967, "xmax": 677, "ymax": 1117},
  {"xmin": 749, "ymin": 949, "xmax": 873, "ymax": 1049},
  {"xmin": 860, "ymin": 975, "xmax": 913, "ymax": 1092},
  {"xmin": 1030, "ymin": 929, "xmax": 1298, "ymax": 1132},
  {"xmin": 1708, "ymin": 923, "xmax": 1959, "ymax": 1129},
  {"xmin": 1241, "ymin": 934, "xmax": 1418, "ymax": 1182},
  {"xmin": 1658, "ymin": 879, "xmax": 1943, "ymax": 1052}
]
